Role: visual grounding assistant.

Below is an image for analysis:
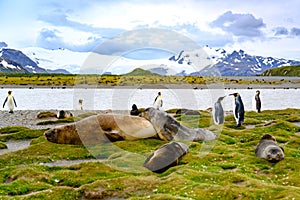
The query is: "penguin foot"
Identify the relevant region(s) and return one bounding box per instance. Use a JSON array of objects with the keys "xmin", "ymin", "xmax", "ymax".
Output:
[
  {"xmin": 9, "ymin": 111, "xmax": 14, "ymax": 114},
  {"xmin": 235, "ymin": 123, "xmax": 241, "ymax": 127}
]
